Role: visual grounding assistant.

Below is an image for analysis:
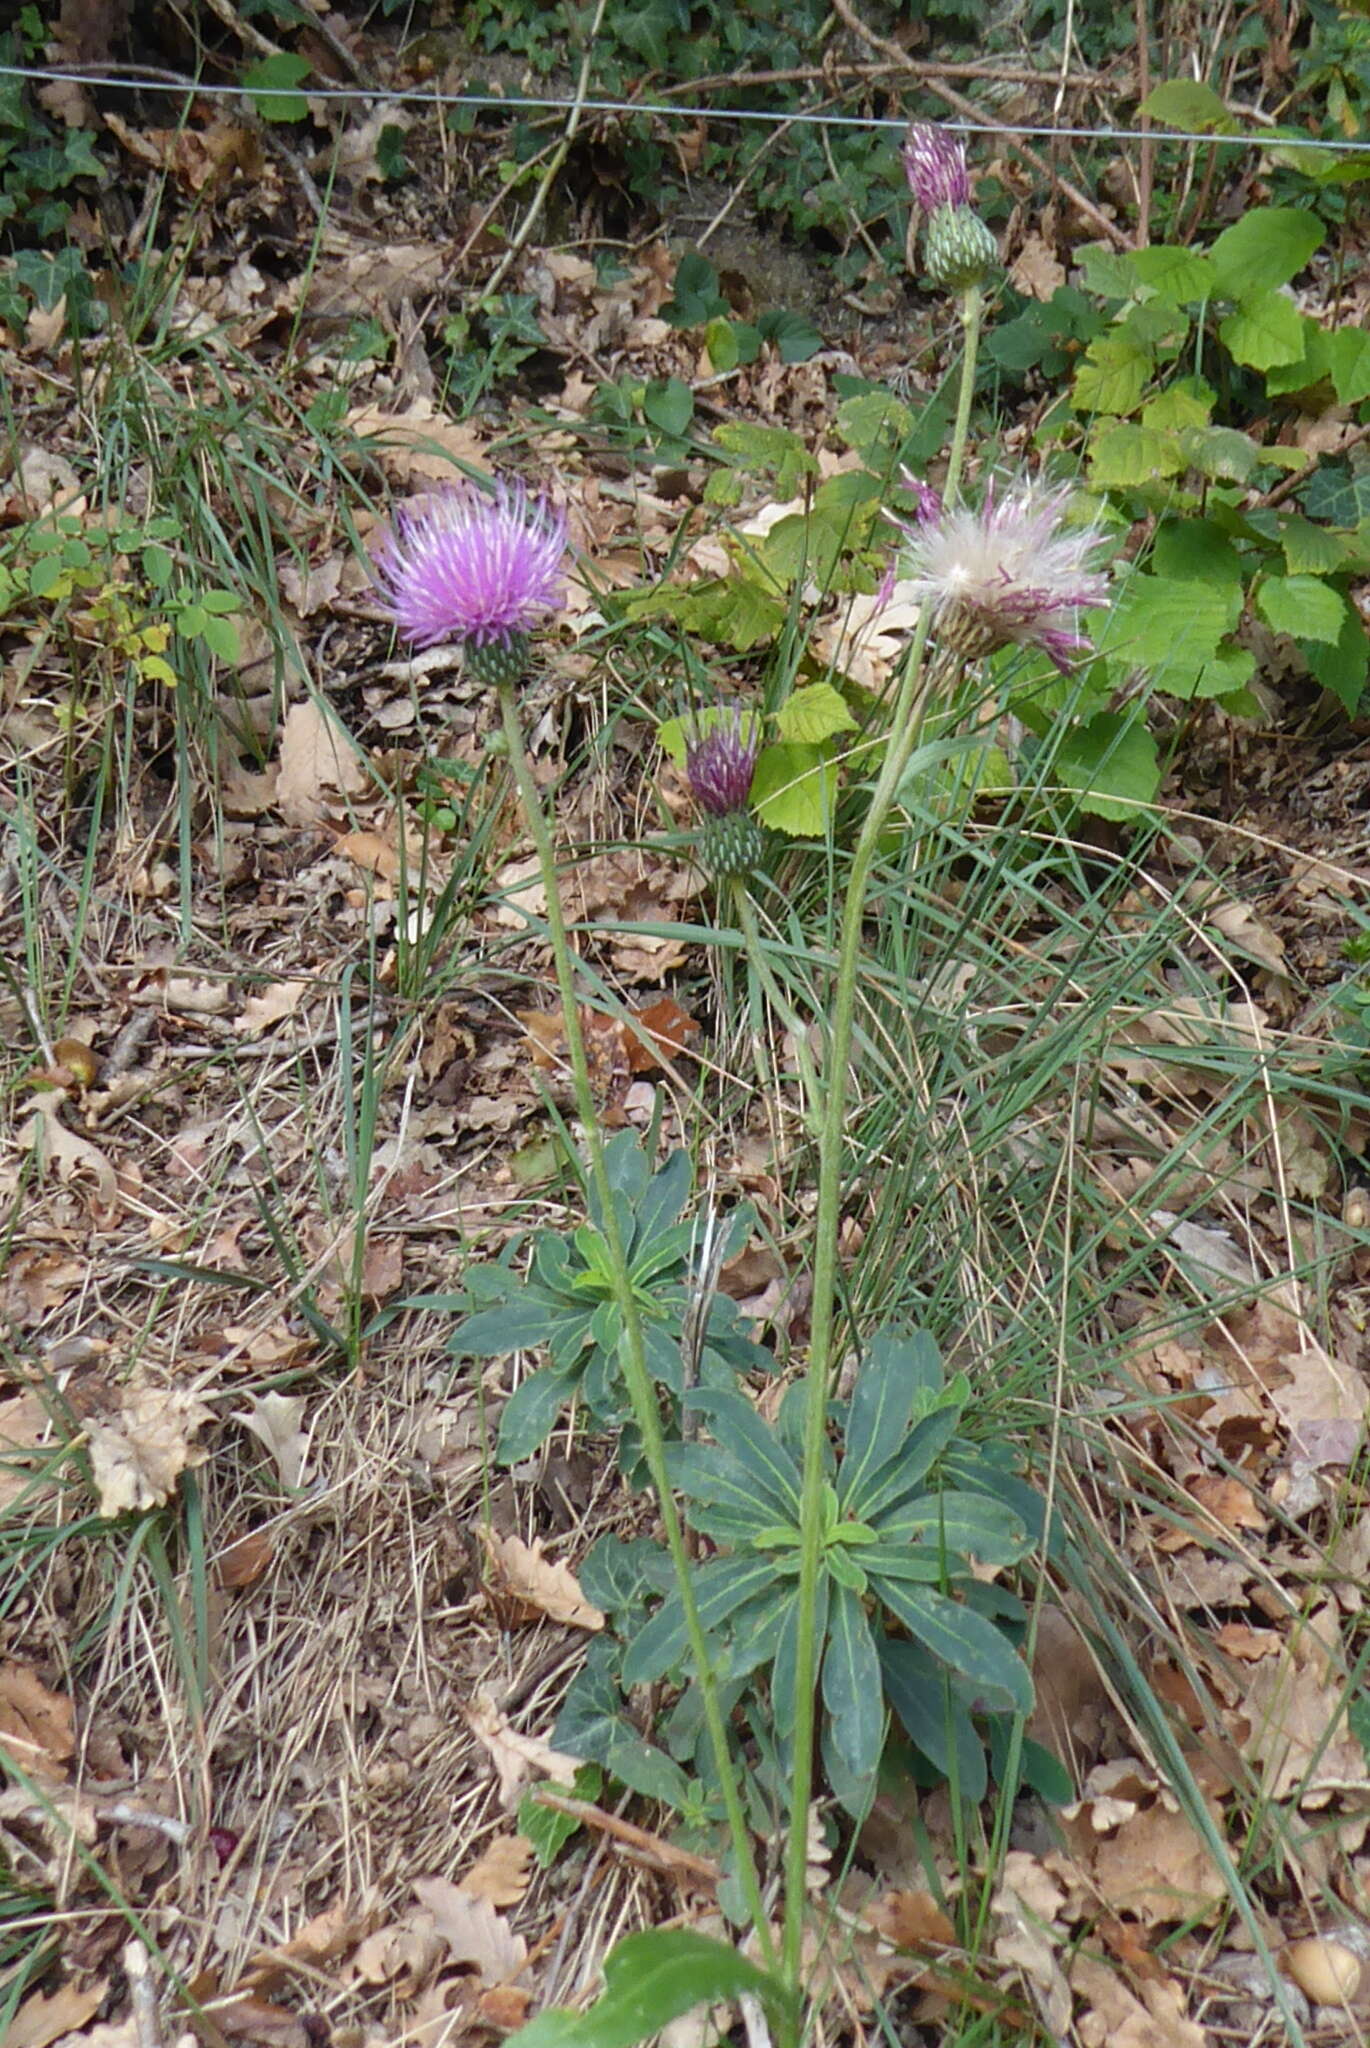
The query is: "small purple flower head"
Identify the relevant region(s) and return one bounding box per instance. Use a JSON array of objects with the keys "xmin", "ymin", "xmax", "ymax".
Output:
[
  {"xmin": 686, "ymin": 710, "xmax": 760, "ymax": 817},
  {"xmin": 371, "ymin": 477, "xmax": 567, "ymax": 653},
  {"xmin": 897, "ymin": 478, "xmax": 1111, "ymax": 673},
  {"xmin": 902, "ymin": 122, "xmax": 971, "ymax": 212}
]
